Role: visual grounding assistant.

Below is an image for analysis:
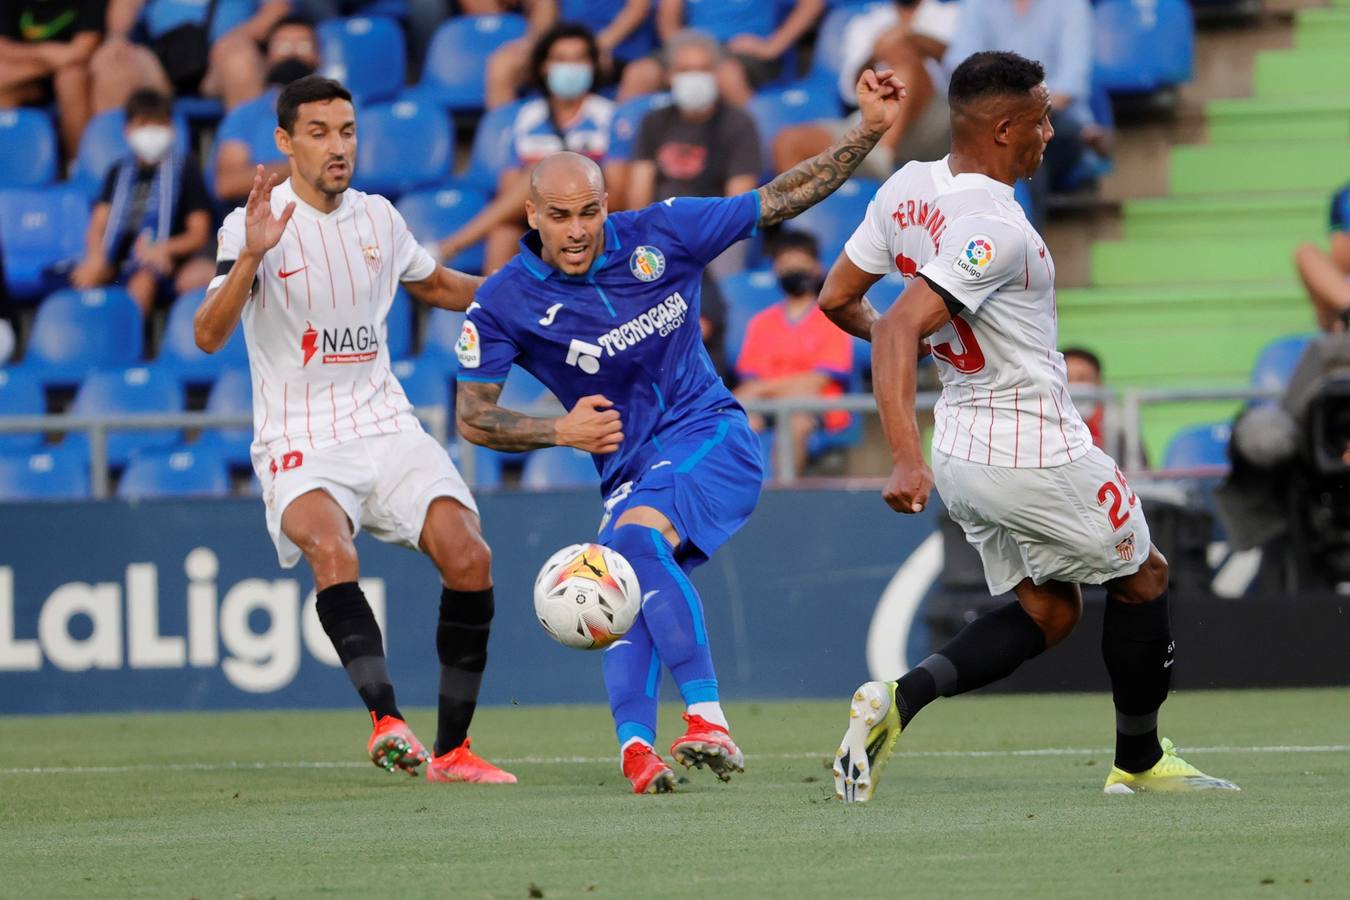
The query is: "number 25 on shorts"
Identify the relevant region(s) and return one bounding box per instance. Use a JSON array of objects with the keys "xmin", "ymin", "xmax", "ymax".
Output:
[{"xmin": 1096, "ymin": 466, "xmax": 1137, "ymax": 529}]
